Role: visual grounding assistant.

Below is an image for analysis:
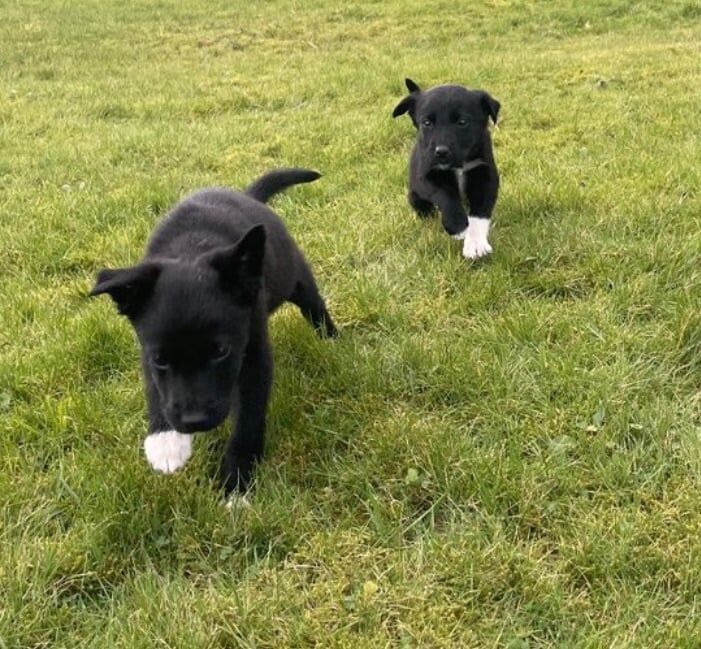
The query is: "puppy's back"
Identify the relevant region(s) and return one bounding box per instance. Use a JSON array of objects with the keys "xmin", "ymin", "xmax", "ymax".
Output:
[
  {"xmin": 146, "ymin": 188, "xmax": 307, "ymax": 311},
  {"xmin": 147, "ymin": 189, "xmax": 291, "ymax": 256}
]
